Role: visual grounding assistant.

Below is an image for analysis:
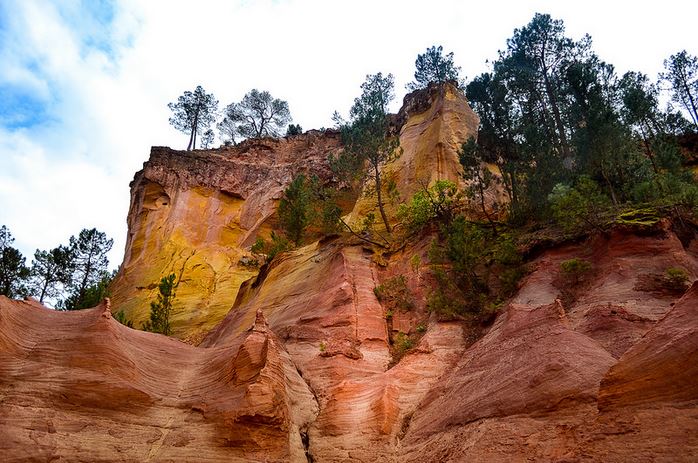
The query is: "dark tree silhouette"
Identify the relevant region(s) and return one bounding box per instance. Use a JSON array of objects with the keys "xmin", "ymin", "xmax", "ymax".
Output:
[{"xmin": 168, "ymin": 85, "xmax": 219, "ymax": 150}]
